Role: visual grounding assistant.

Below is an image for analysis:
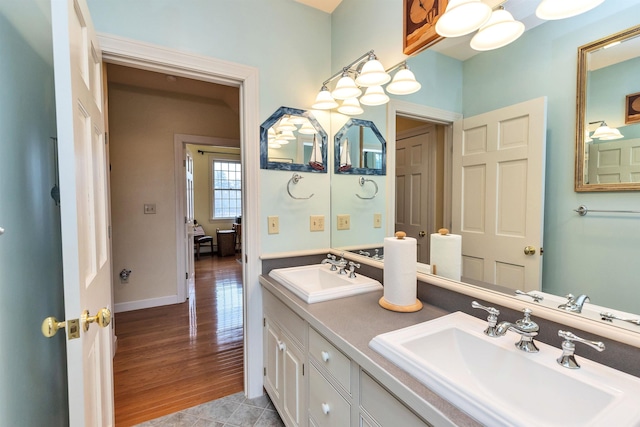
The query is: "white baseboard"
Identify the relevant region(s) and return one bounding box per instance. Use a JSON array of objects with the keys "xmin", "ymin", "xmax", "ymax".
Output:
[{"xmin": 114, "ymin": 295, "xmax": 182, "ymax": 313}]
